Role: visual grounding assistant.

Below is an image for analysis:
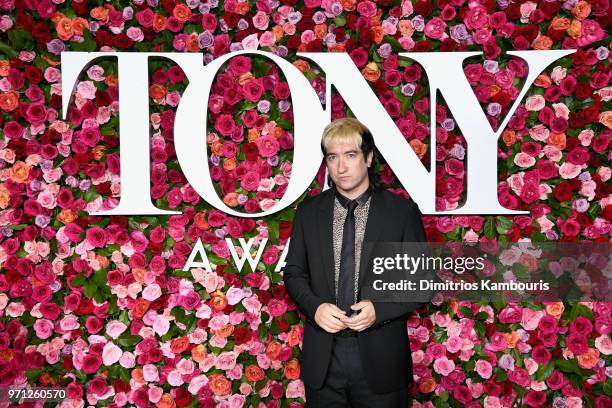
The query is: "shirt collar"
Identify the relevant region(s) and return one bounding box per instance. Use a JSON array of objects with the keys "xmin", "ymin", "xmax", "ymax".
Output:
[{"xmin": 334, "ymin": 186, "xmax": 372, "ymax": 208}]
